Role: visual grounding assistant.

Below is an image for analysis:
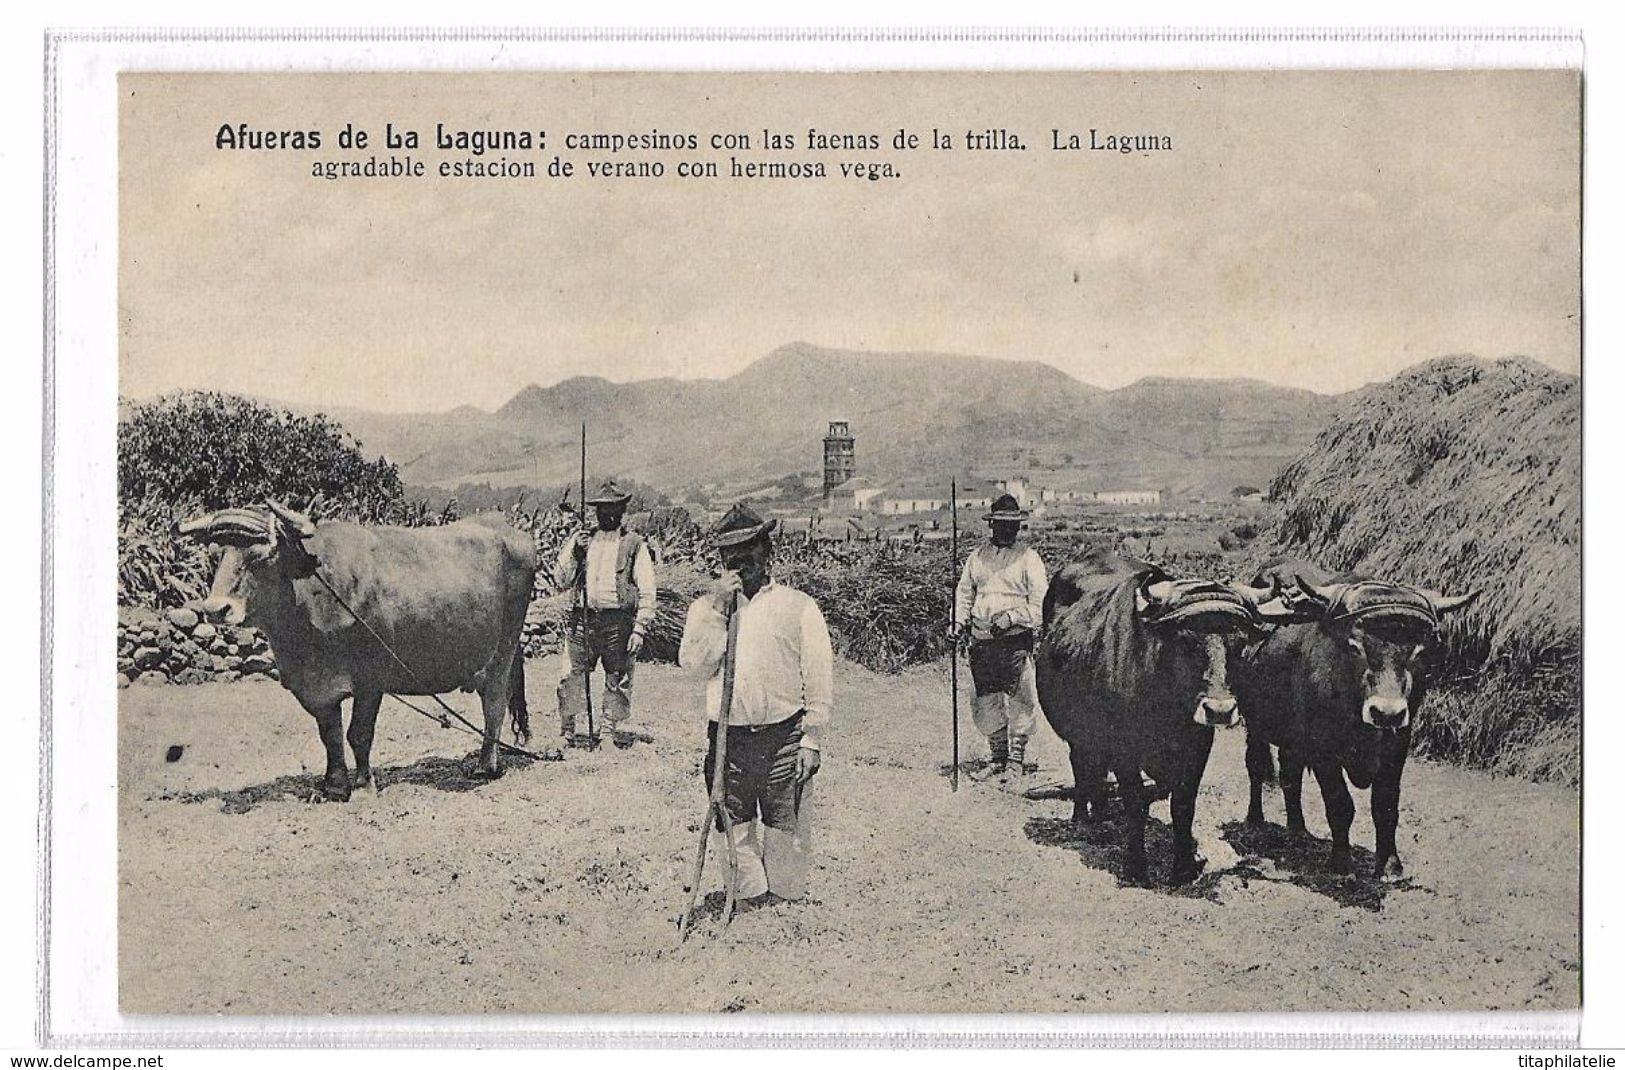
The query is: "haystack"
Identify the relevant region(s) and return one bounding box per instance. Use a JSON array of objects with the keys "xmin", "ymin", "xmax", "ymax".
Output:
[{"xmin": 1266, "ymin": 355, "xmax": 1579, "ymax": 673}]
